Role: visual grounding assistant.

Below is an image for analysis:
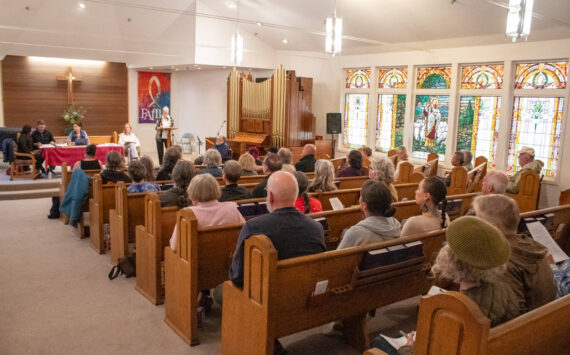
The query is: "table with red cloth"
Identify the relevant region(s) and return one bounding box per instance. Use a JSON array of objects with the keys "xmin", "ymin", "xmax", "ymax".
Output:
[{"xmin": 41, "ymin": 144, "xmax": 124, "ymax": 167}]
